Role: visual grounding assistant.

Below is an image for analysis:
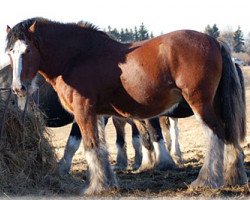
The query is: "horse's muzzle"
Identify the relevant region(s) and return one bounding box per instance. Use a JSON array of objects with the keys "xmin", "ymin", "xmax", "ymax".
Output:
[{"xmin": 12, "ymin": 85, "xmax": 27, "ymax": 97}]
